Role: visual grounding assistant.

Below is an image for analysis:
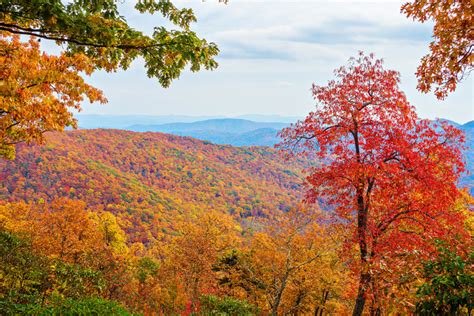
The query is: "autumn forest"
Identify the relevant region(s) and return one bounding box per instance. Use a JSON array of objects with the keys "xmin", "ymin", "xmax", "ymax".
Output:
[{"xmin": 0, "ymin": 0, "xmax": 473, "ymax": 315}]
